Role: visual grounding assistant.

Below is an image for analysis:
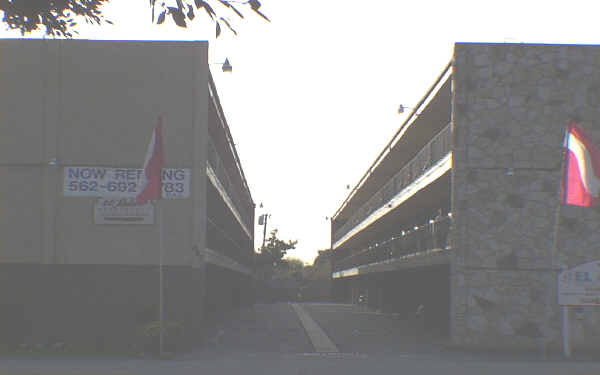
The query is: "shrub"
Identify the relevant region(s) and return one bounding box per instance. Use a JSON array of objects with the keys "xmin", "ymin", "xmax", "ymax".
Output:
[{"xmin": 138, "ymin": 320, "xmax": 183, "ymax": 355}]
